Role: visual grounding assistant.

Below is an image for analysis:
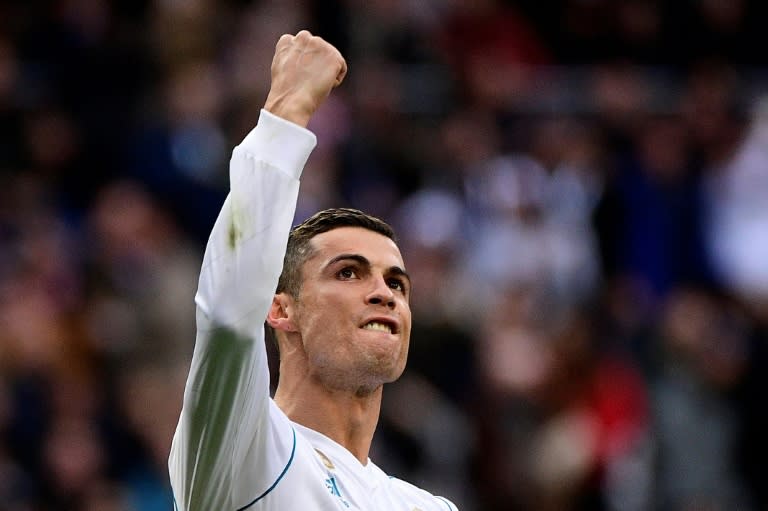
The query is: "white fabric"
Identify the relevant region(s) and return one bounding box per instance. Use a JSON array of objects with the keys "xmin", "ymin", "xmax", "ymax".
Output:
[{"xmin": 169, "ymin": 109, "xmax": 458, "ymax": 511}]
